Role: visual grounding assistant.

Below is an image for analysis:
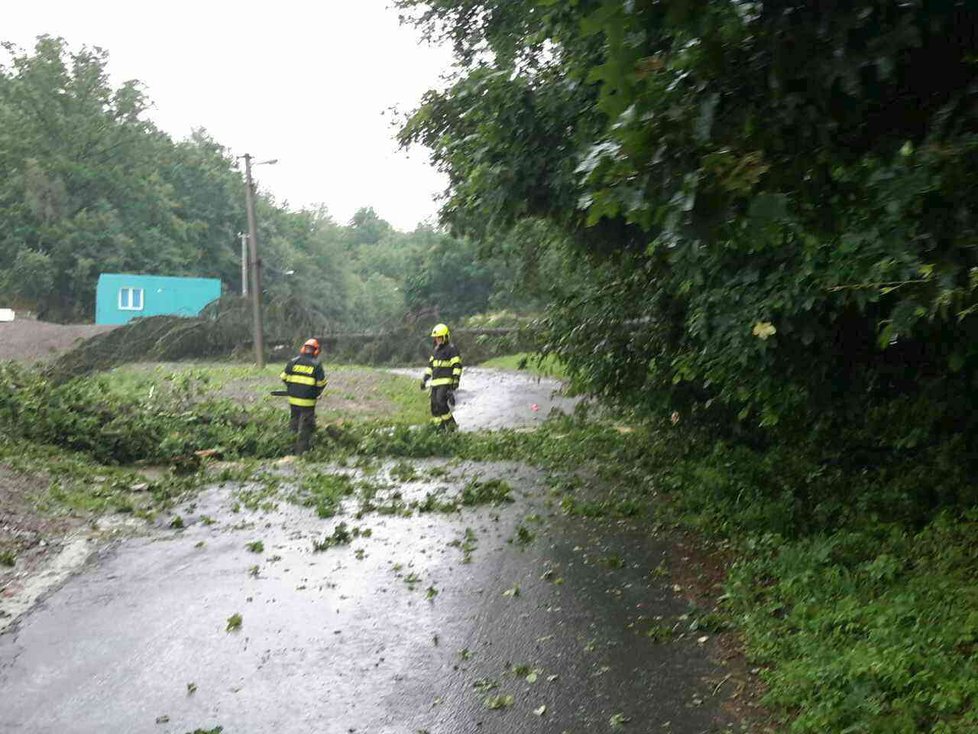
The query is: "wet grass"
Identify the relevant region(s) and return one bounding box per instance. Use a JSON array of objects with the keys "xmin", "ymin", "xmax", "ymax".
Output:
[
  {"xmin": 460, "ymin": 478, "xmax": 513, "ymax": 506},
  {"xmin": 510, "ymin": 524, "xmax": 535, "ymax": 546},
  {"xmin": 388, "ymin": 460, "xmax": 419, "ymax": 482},
  {"xmin": 292, "ymin": 472, "xmax": 359, "ymax": 518},
  {"xmin": 231, "ymin": 474, "xmax": 282, "ymax": 513},
  {"xmin": 0, "ymin": 435, "xmax": 200, "ymax": 521},
  {"xmin": 103, "ymin": 362, "xmax": 429, "ymax": 425}
]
